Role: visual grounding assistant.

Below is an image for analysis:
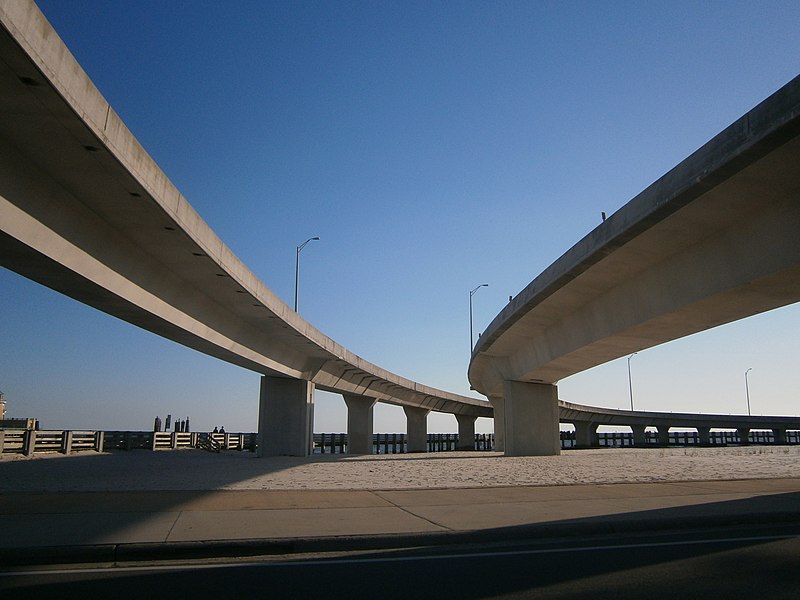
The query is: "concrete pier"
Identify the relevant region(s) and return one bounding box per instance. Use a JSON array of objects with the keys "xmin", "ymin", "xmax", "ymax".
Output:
[
  {"xmin": 657, "ymin": 426, "xmax": 670, "ymax": 446},
  {"xmin": 403, "ymin": 406, "xmax": 430, "ymax": 453},
  {"xmin": 738, "ymin": 428, "xmax": 751, "ymax": 446},
  {"xmin": 343, "ymin": 394, "xmax": 377, "ymax": 454},
  {"xmin": 697, "ymin": 427, "xmax": 711, "ymax": 446},
  {"xmin": 631, "ymin": 425, "xmax": 647, "ymax": 446},
  {"xmin": 468, "ymin": 76, "xmax": 800, "ymax": 457},
  {"xmin": 503, "ymin": 381, "xmax": 561, "ymax": 456},
  {"xmin": 455, "ymin": 415, "xmax": 477, "ymax": 450},
  {"xmin": 489, "ymin": 395, "xmax": 505, "ymax": 453},
  {"xmin": 774, "ymin": 428, "xmax": 788, "ymax": 444},
  {"xmin": 257, "ymin": 376, "xmax": 315, "ymax": 457},
  {"xmin": 574, "ymin": 422, "xmax": 598, "ymax": 448}
]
